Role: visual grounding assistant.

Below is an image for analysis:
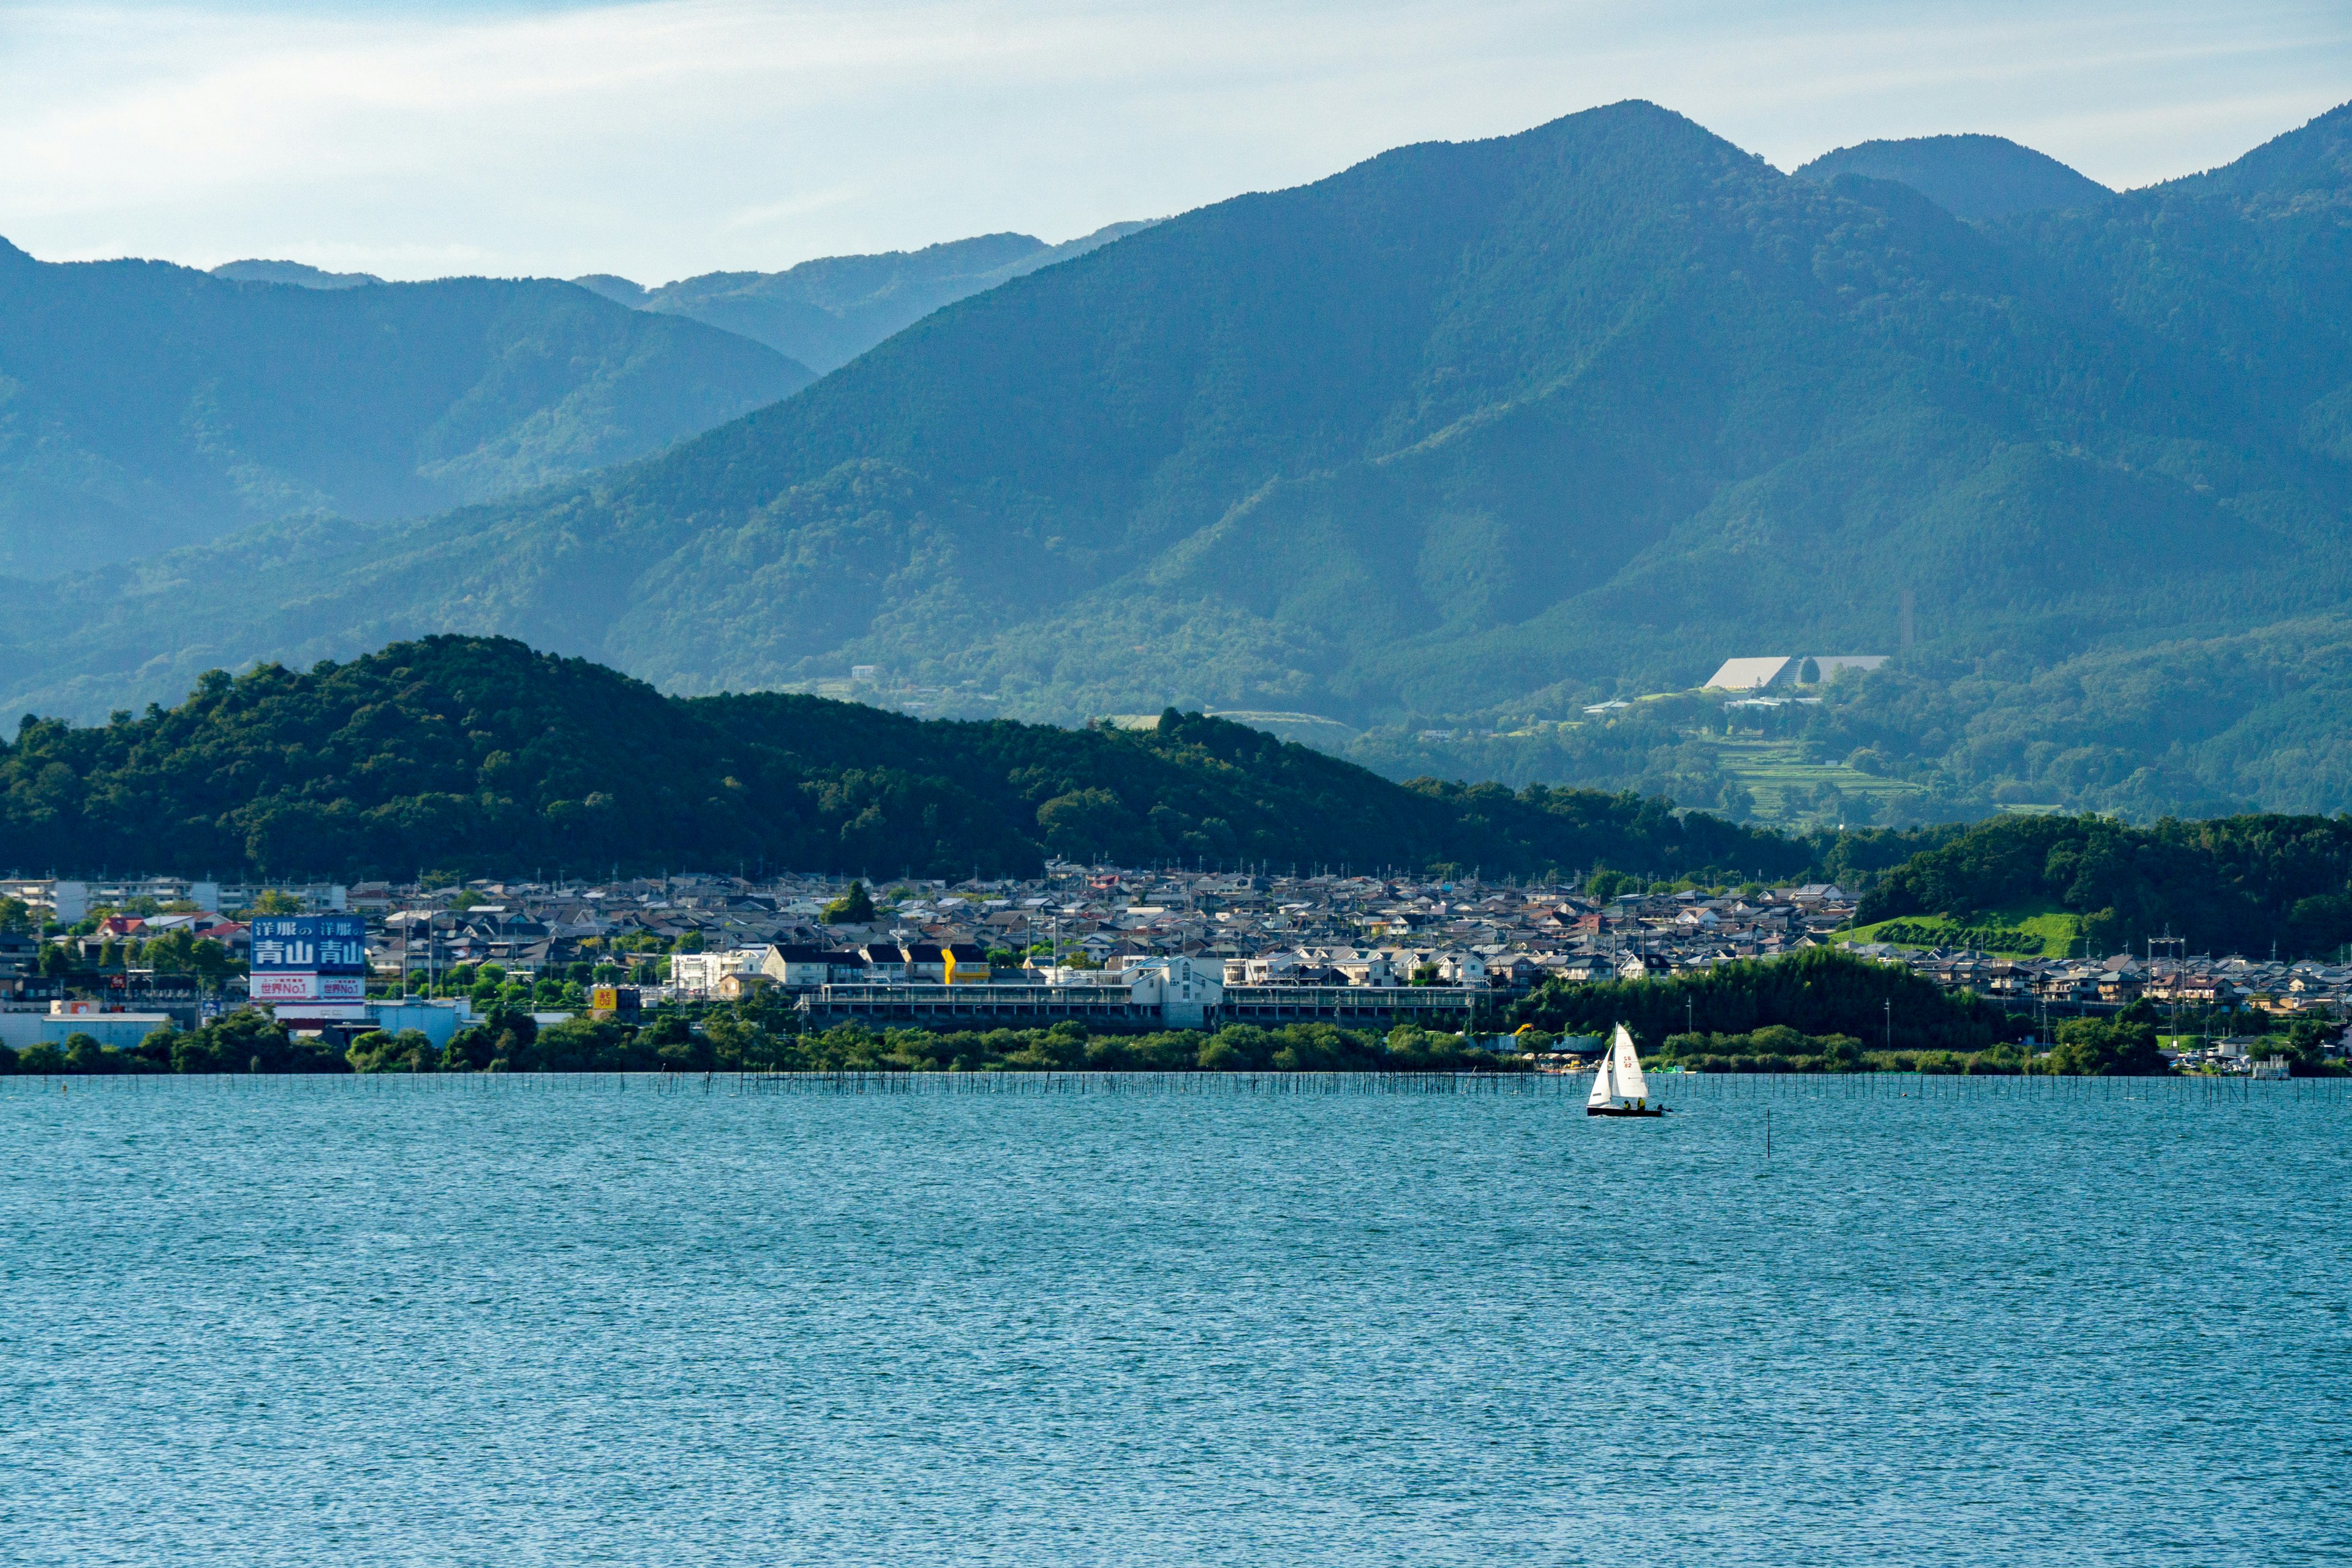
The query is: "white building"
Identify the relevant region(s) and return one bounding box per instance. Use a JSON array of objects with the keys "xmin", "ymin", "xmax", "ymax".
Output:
[
  {"xmin": 1119, "ymin": 955, "xmax": 1224, "ymax": 1028},
  {"xmin": 669, "ymin": 947, "xmax": 769, "ymax": 997}
]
